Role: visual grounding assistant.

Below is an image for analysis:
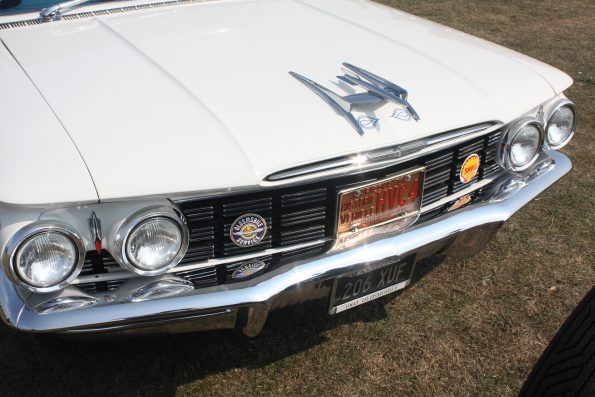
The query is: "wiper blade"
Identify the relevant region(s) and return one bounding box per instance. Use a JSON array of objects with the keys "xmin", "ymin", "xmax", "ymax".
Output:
[{"xmin": 40, "ymin": 0, "xmax": 92, "ymax": 21}]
